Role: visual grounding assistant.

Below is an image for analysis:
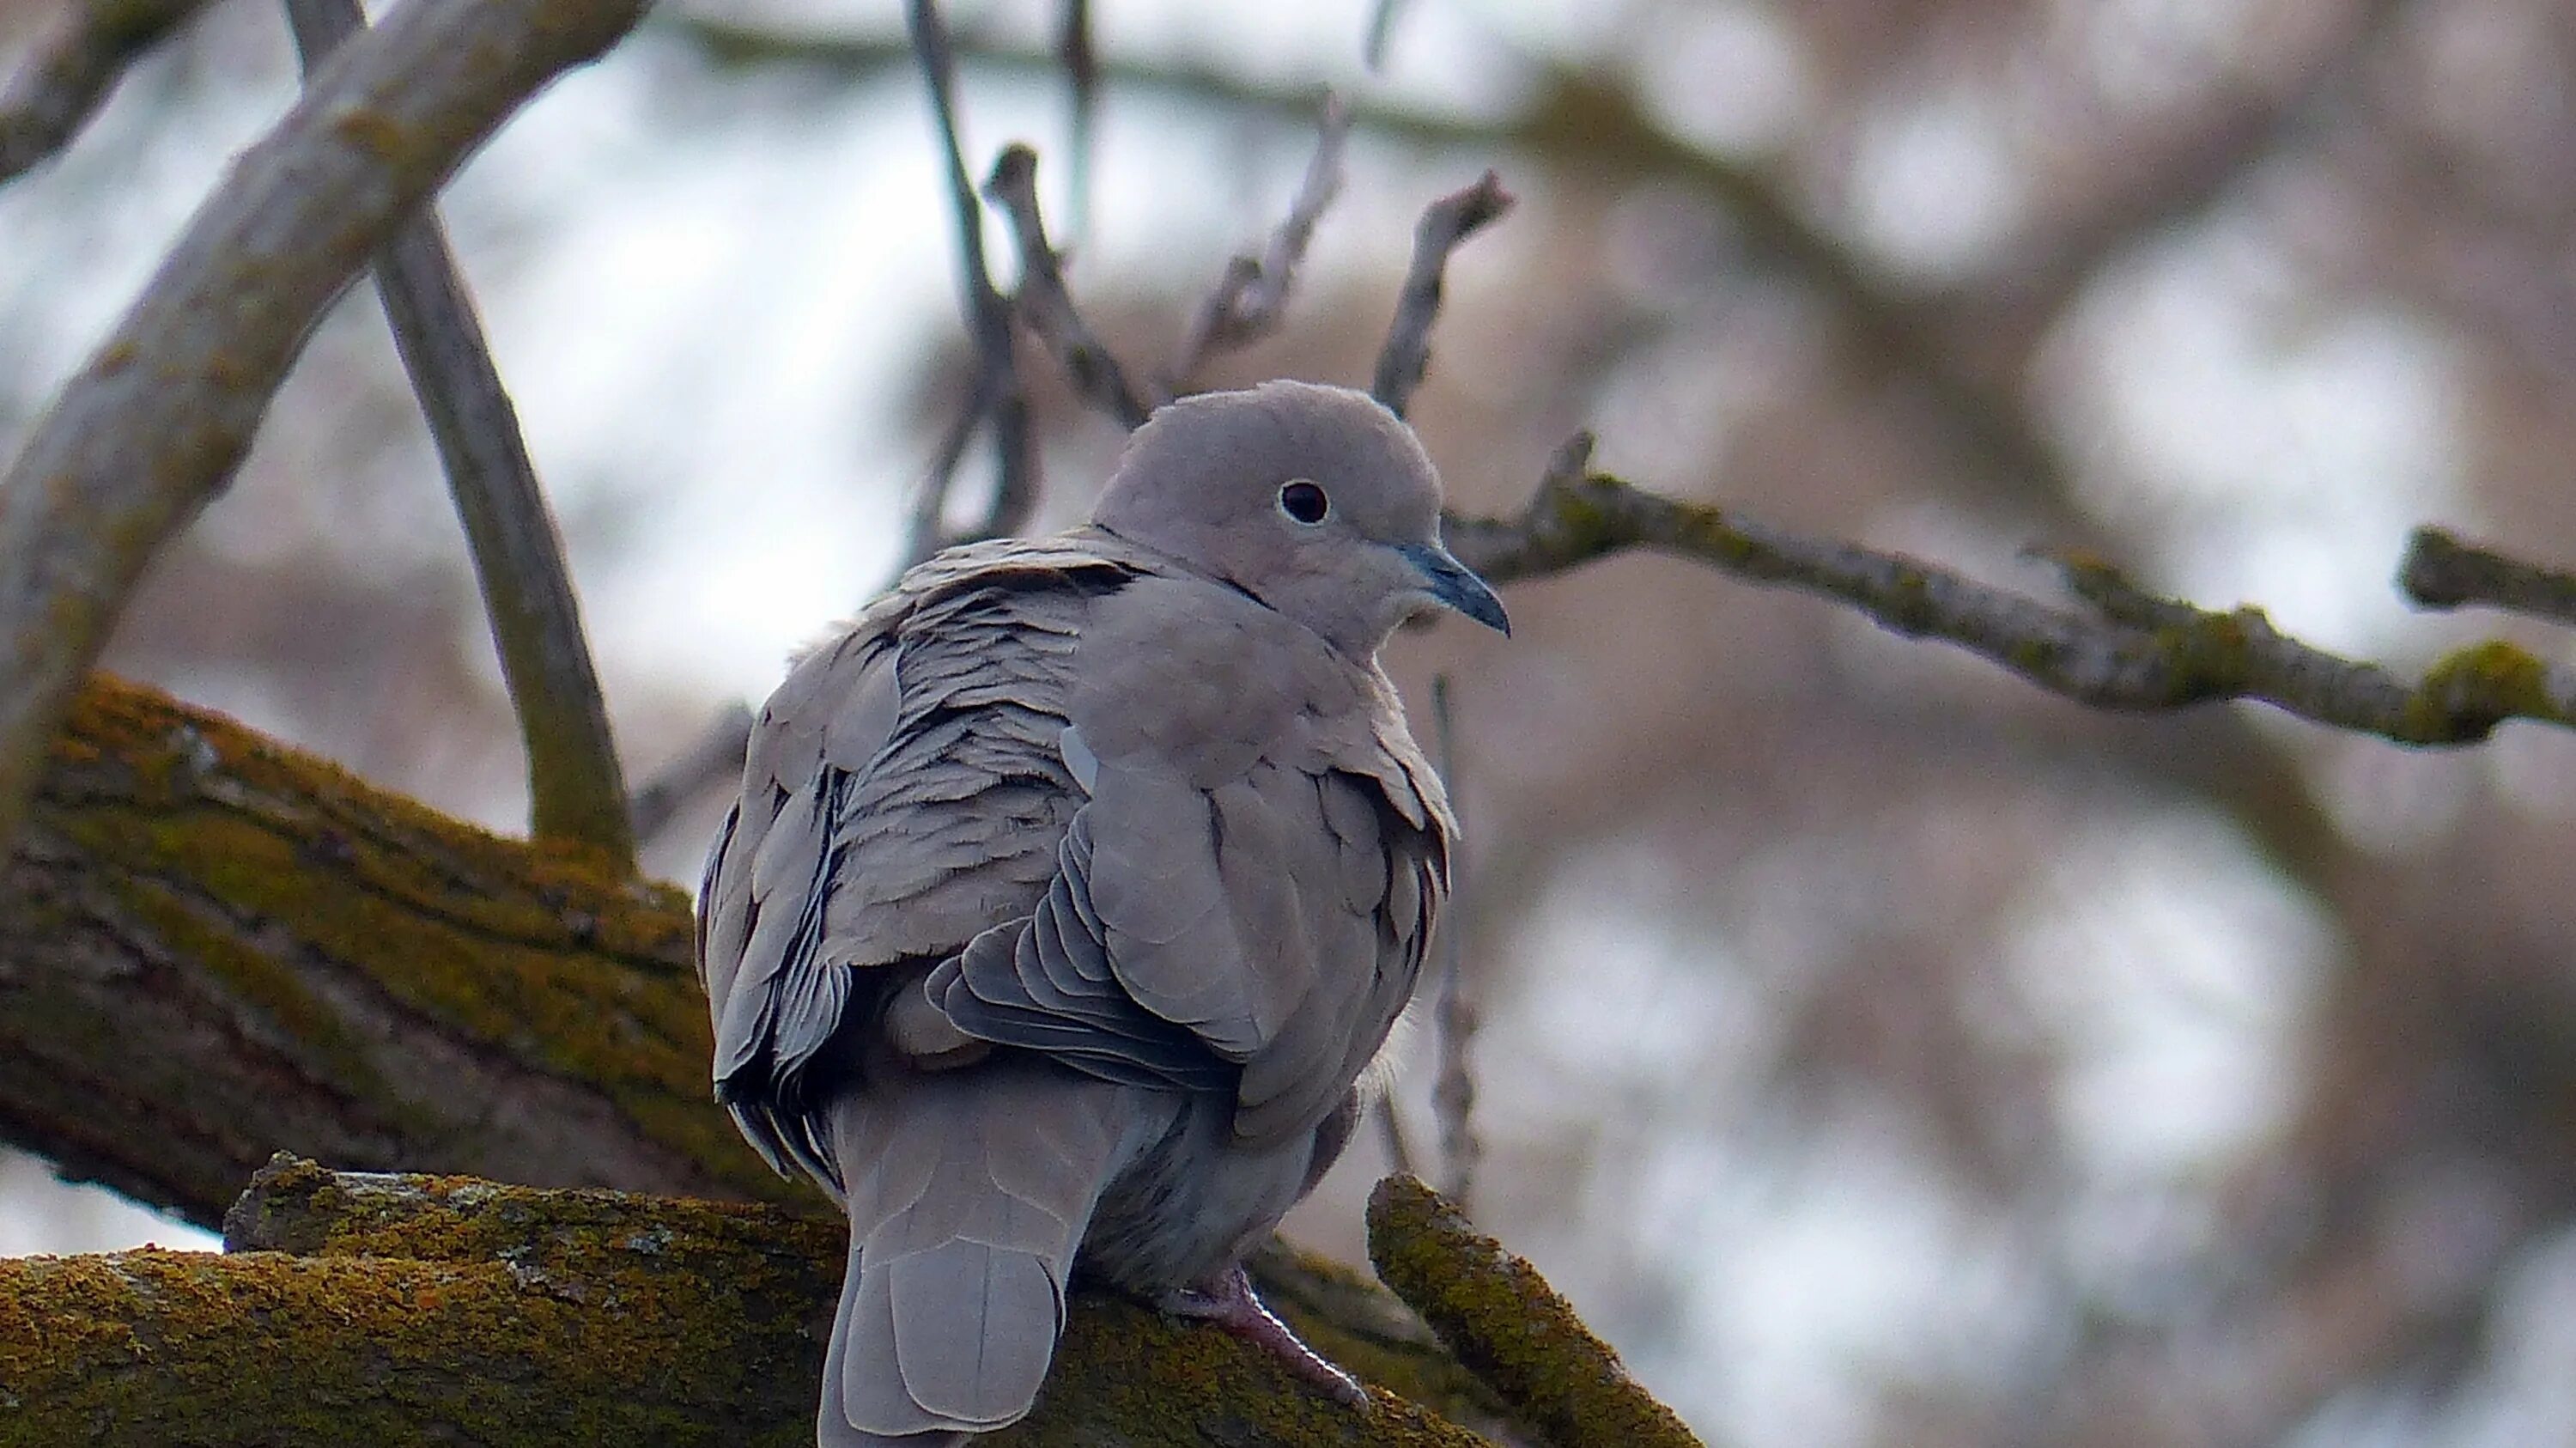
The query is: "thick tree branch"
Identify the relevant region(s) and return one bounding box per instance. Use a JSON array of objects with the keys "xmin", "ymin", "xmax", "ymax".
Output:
[
  {"xmin": 1447, "ymin": 435, "xmax": 2576, "ymax": 746},
  {"xmin": 0, "ymin": 0, "xmax": 210, "ymax": 185},
  {"xmin": 0, "ymin": 0, "xmax": 651, "ymax": 856},
  {"xmin": 284, "ymin": 0, "xmax": 636, "ymax": 868},
  {"xmin": 1371, "ymin": 171, "xmax": 1511, "ymax": 418},
  {"xmin": 984, "ymin": 143, "xmax": 1150, "ymax": 429},
  {"xmin": 0, "ymin": 1158, "xmax": 1513, "ymax": 1445},
  {"xmin": 0, "ymin": 675, "xmax": 777, "ymax": 1229}
]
